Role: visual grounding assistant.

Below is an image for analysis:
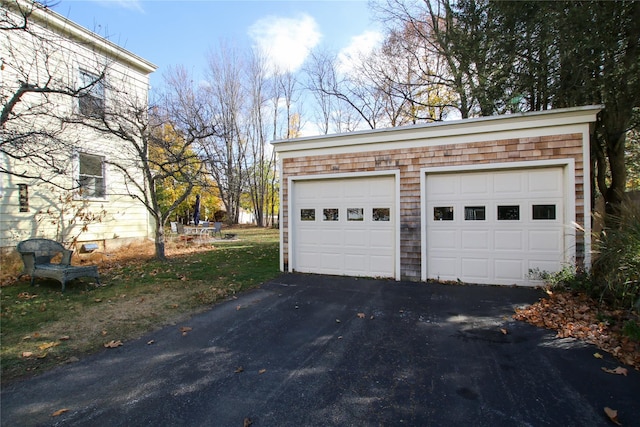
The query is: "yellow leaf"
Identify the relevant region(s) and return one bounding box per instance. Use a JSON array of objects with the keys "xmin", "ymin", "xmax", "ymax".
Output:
[
  {"xmin": 51, "ymin": 408, "xmax": 69, "ymax": 417},
  {"xmin": 604, "ymin": 407, "xmax": 622, "ymax": 426},
  {"xmin": 594, "ymin": 352, "xmax": 604, "ymax": 359},
  {"xmin": 357, "ymin": 313, "xmax": 365, "ymax": 319},
  {"xmin": 21, "ymin": 351, "xmax": 33, "ymax": 358},
  {"xmin": 38, "ymin": 342, "xmax": 59, "ymax": 351},
  {"xmin": 602, "ymin": 367, "xmax": 628, "ymax": 376},
  {"xmin": 103, "ymin": 340, "xmax": 123, "ymax": 348}
]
